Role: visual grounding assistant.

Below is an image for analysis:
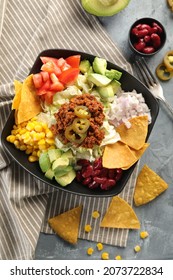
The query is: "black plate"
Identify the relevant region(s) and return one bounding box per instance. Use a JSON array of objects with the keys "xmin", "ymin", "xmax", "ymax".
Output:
[{"xmin": 1, "ymin": 49, "xmax": 159, "ymax": 197}]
